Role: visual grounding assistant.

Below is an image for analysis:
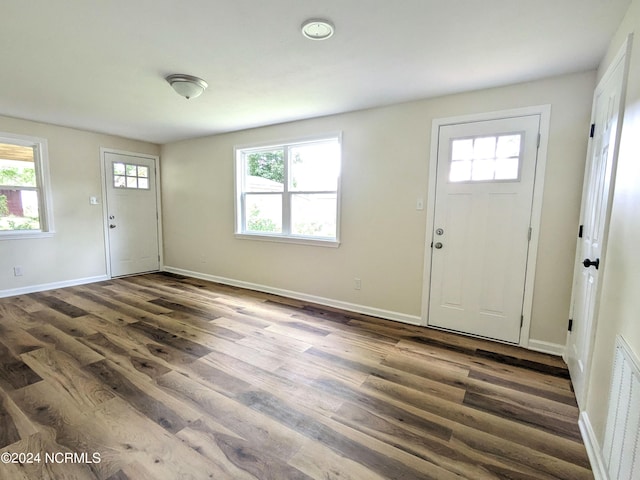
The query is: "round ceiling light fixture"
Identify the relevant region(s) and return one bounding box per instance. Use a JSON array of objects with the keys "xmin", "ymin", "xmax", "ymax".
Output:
[
  {"xmin": 301, "ymin": 19, "xmax": 335, "ymax": 40},
  {"xmin": 165, "ymin": 74, "xmax": 208, "ymax": 99}
]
